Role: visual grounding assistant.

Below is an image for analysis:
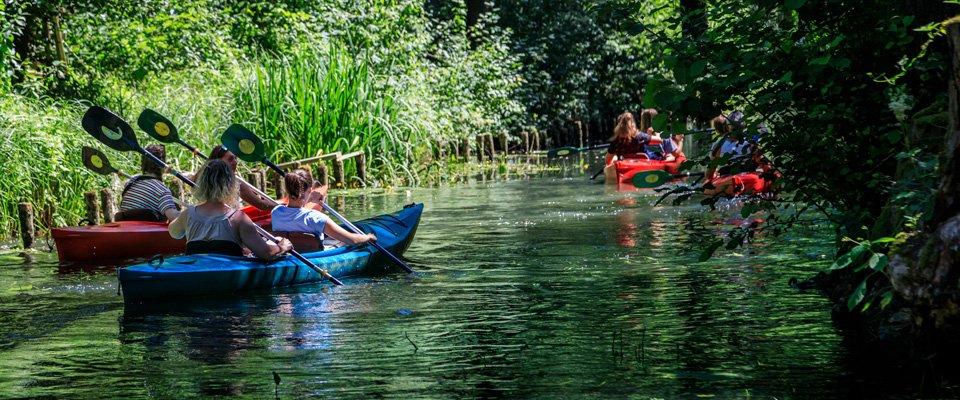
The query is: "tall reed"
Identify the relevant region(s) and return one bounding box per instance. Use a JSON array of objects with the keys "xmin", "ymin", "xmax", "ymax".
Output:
[
  {"xmin": 232, "ymin": 46, "xmax": 432, "ymax": 186},
  {"xmin": 0, "ymin": 96, "xmax": 105, "ymax": 237}
]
